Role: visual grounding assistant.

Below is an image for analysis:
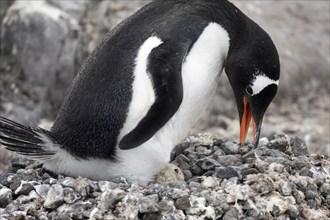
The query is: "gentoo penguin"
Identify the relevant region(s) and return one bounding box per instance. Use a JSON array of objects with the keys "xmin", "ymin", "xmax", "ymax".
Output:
[{"xmin": 0, "ymin": 0, "xmax": 280, "ymax": 184}]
